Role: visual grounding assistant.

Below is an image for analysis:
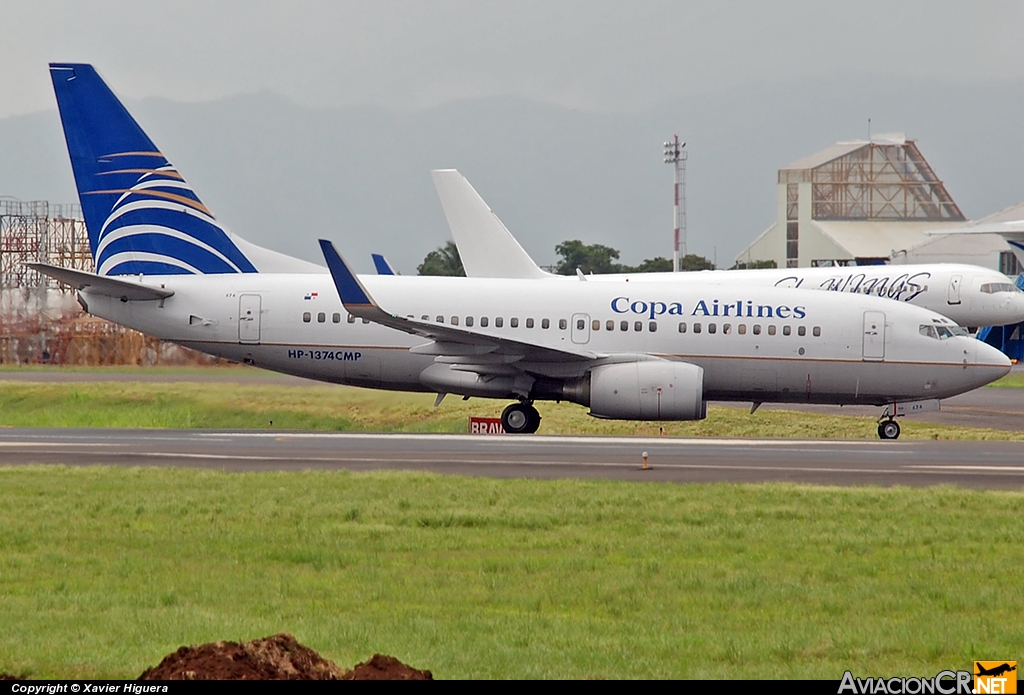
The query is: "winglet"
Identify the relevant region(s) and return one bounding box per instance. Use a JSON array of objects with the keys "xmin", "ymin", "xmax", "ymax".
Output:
[
  {"xmin": 319, "ymin": 239, "xmax": 376, "ymax": 309},
  {"xmin": 372, "ymin": 253, "xmax": 397, "ymax": 275}
]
